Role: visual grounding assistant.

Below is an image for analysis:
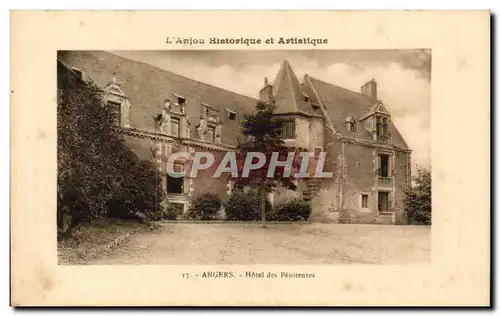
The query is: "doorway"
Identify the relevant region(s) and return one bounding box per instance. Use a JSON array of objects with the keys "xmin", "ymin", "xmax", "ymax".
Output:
[{"xmin": 378, "ymin": 191, "xmax": 389, "ymax": 212}]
